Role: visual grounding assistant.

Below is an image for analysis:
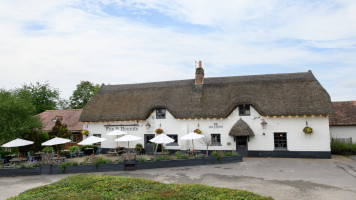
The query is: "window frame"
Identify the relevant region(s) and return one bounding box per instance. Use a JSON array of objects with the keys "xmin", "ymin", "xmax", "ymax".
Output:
[
  {"xmin": 211, "ymin": 134, "xmax": 222, "ymax": 146},
  {"xmin": 238, "ymin": 105, "xmax": 251, "ymax": 116},
  {"xmin": 156, "ymin": 108, "xmax": 166, "ymax": 119},
  {"xmin": 274, "ymin": 132, "xmax": 288, "ymax": 150},
  {"xmin": 70, "ymin": 134, "xmax": 78, "ymax": 143},
  {"xmin": 166, "ymin": 134, "xmax": 178, "ymax": 146}
]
